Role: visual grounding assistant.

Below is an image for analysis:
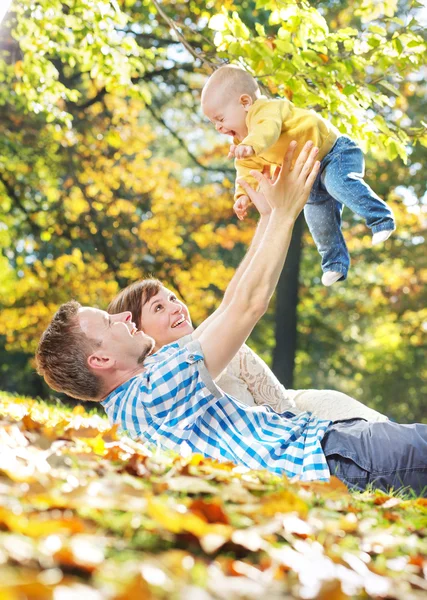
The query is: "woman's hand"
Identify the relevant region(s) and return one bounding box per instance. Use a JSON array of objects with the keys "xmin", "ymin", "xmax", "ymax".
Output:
[{"xmin": 250, "ymin": 141, "xmax": 320, "ymax": 221}]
